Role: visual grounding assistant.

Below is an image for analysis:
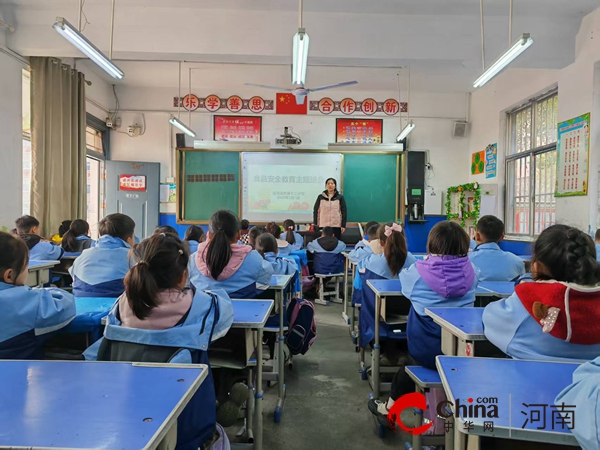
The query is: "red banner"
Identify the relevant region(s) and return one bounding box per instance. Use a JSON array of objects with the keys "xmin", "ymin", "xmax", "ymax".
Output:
[
  {"xmin": 311, "ymin": 98, "xmax": 407, "ymax": 115},
  {"xmin": 214, "ymin": 116, "xmax": 262, "ymax": 142},
  {"xmin": 119, "ymin": 175, "xmax": 147, "ymax": 191},
  {"xmin": 276, "ymin": 93, "xmax": 307, "ymax": 115},
  {"xmin": 174, "ymin": 95, "xmax": 273, "ymax": 113},
  {"xmin": 336, "ymin": 119, "xmax": 383, "ymax": 144}
]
